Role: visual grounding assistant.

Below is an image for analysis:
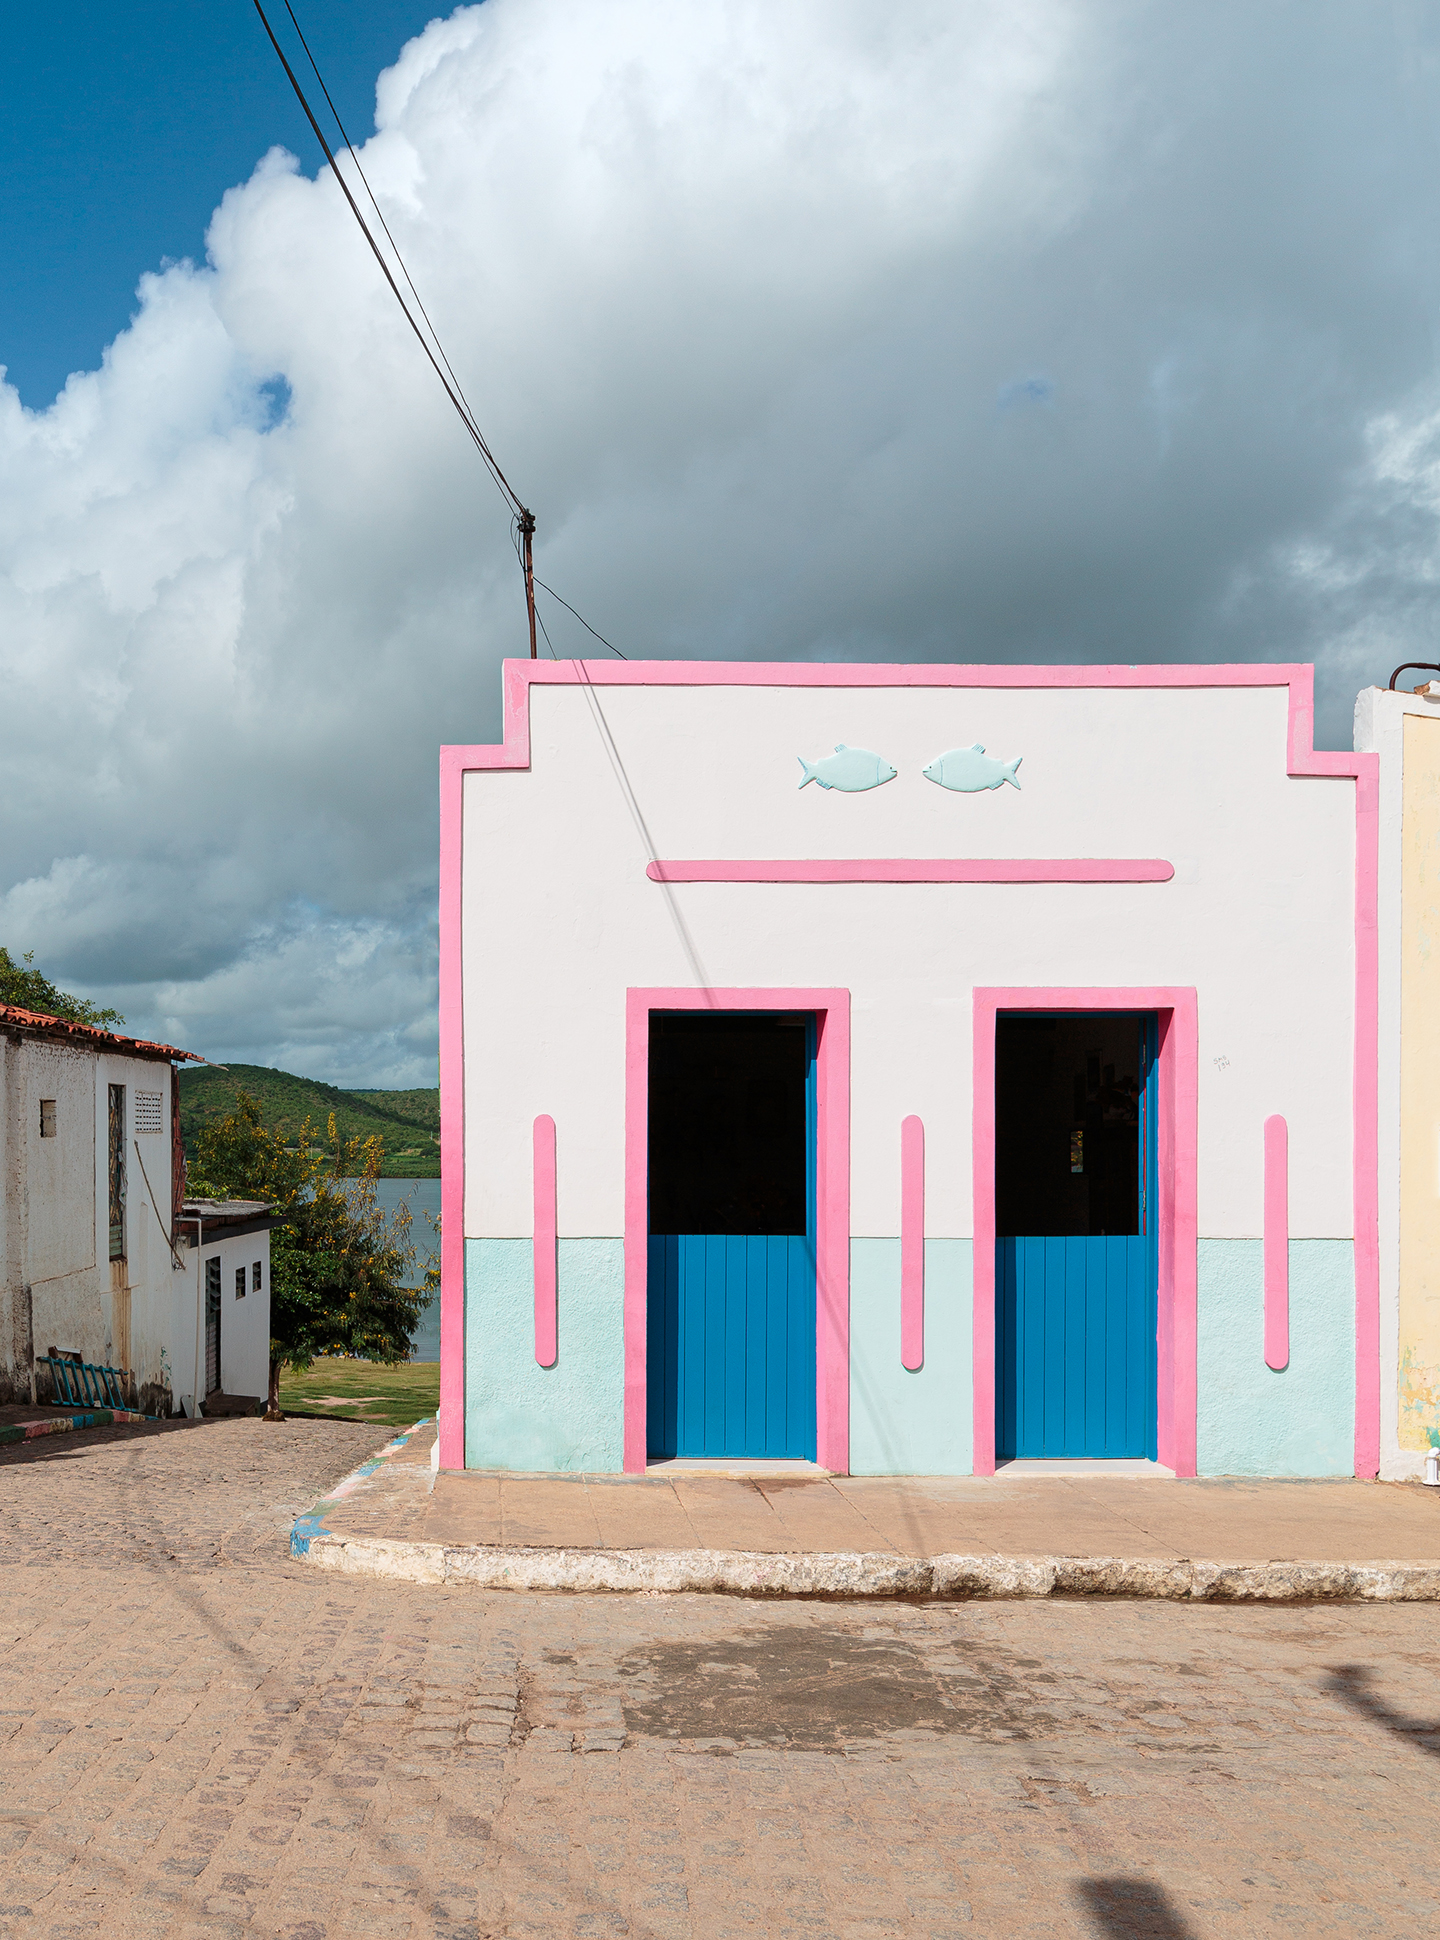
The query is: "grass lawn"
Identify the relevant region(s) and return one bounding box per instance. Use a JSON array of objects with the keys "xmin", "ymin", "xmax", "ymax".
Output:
[{"xmin": 277, "ymin": 1357, "xmax": 439, "ymax": 1428}]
